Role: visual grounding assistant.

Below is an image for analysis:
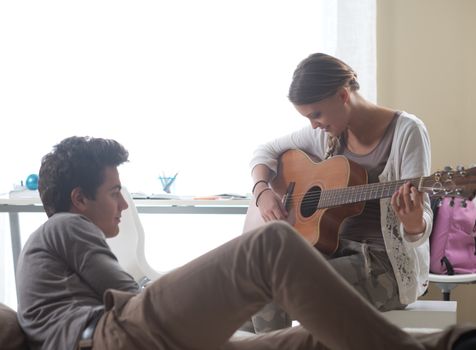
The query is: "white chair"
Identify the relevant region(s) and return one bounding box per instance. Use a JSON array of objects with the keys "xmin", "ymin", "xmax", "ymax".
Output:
[
  {"xmin": 429, "ymin": 273, "xmax": 476, "ymax": 301},
  {"xmin": 107, "ymin": 188, "xmax": 162, "ymax": 284}
]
